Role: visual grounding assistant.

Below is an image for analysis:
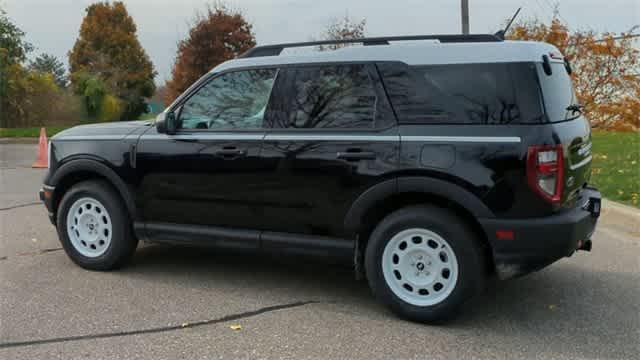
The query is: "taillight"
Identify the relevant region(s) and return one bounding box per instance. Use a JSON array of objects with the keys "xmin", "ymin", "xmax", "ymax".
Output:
[{"xmin": 527, "ymin": 145, "xmax": 564, "ymax": 204}]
